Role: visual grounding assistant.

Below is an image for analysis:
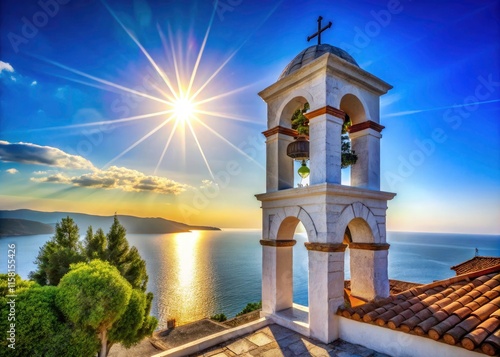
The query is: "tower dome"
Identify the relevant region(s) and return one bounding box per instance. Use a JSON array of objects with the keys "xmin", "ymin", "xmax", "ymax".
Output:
[{"xmin": 279, "ymin": 44, "xmax": 358, "ymax": 80}]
